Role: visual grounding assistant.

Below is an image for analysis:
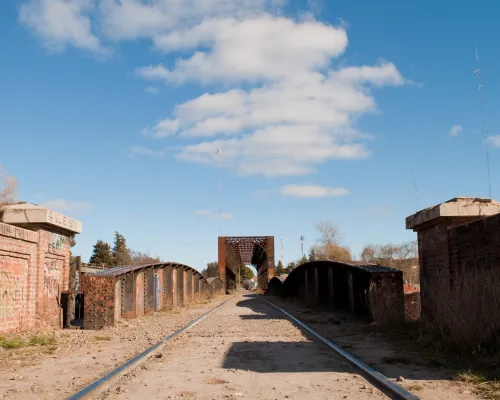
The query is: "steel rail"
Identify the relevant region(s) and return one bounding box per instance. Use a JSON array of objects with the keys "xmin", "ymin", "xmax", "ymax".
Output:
[
  {"xmin": 259, "ymin": 296, "xmax": 421, "ymax": 400},
  {"xmin": 66, "ymin": 296, "xmax": 235, "ymax": 400}
]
